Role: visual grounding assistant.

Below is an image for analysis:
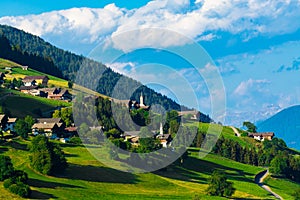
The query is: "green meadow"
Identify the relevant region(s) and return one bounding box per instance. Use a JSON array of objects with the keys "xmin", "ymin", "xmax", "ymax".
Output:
[{"xmin": 0, "ymin": 137, "xmax": 276, "ymax": 200}]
